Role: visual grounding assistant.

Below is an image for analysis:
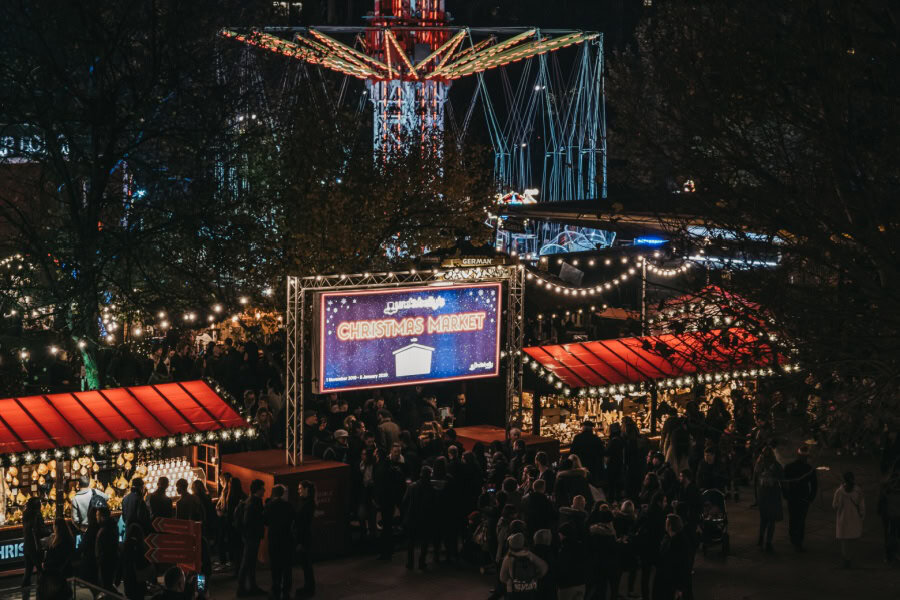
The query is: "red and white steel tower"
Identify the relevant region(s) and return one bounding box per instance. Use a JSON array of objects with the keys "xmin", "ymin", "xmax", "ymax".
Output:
[{"xmin": 222, "ymin": 0, "xmax": 597, "ymax": 155}]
